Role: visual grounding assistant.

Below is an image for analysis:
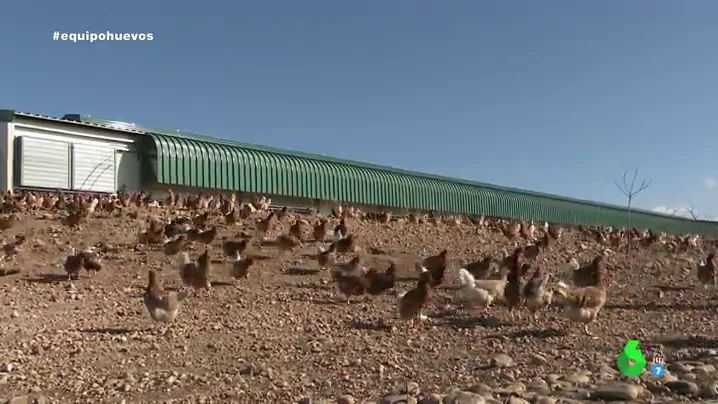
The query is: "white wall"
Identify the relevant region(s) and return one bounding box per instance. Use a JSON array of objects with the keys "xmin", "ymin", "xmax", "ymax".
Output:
[
  {"xmin": 116, "ymin": 151, "xmax": 142, "ymax": 191},
  {"xmin": 0, "ymin": 123, "xmax": 11, "ymax": 191}
]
